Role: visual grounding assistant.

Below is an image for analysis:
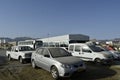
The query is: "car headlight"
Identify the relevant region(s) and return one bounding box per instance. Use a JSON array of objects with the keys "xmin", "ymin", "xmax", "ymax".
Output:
[{"xmin": 61, "ymin": 64, "xmax": 71, "ymax": 69}]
